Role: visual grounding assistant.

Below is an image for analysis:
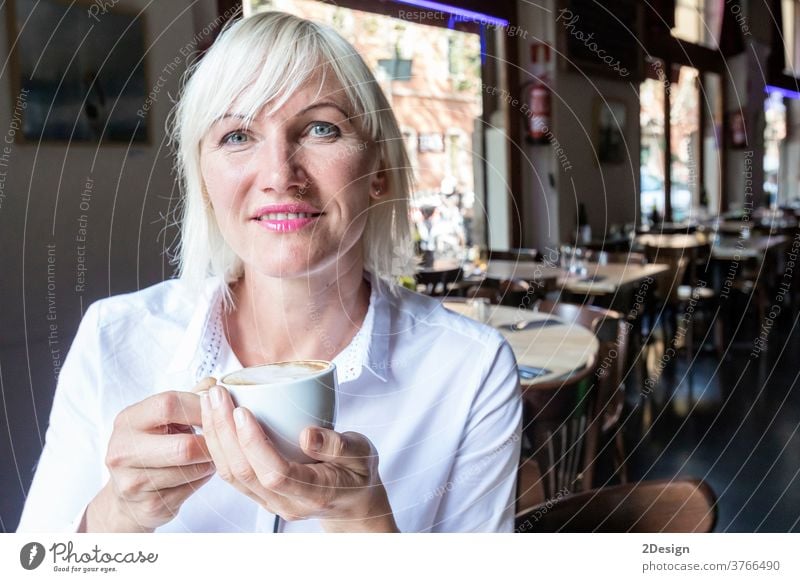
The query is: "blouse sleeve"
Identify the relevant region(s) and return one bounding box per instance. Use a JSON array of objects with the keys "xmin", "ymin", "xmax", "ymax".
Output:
[
  {"xmin": 431, "ymin": 334, "xmax": 522, "ymax": 532},
  {"xmin": 17, "ymin": 302, "xmax": 106, "ymax": 532}
]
